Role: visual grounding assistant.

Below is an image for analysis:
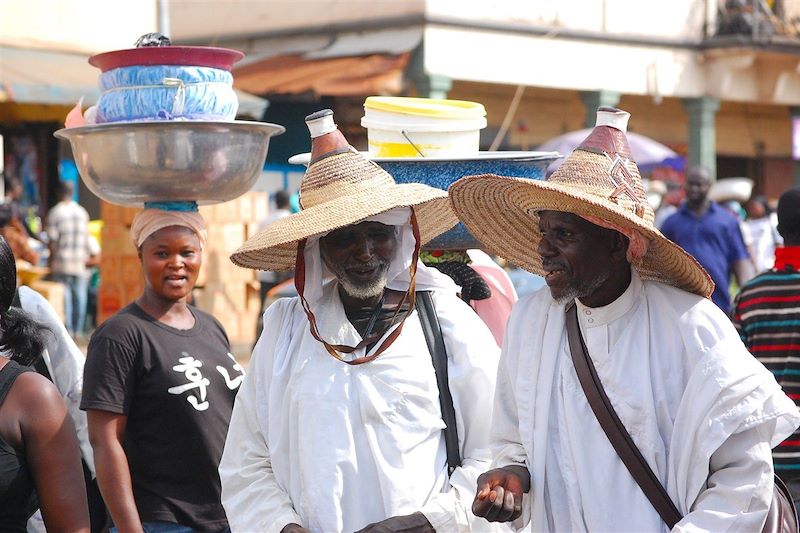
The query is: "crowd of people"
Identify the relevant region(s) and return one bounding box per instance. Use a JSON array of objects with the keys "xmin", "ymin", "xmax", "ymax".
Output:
[
  {"xmin": 1, "ymin": 176, "xmax": 99, "ymax": 342},
  {"xmin": 0, "ymin": 105, "xmax": 800, "ymax": 532}
]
